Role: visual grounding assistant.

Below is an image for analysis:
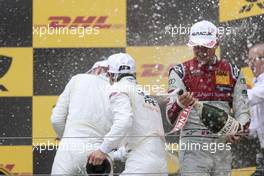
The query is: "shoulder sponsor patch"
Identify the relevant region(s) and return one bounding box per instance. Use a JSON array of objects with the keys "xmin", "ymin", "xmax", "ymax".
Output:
[
  {"xmin": 169, "ymin": 64, "xmax": 184, "ymax": 79},
  {"xmin": 230, "ymin": 64, "xmax": 240, "ymax": 80}
]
